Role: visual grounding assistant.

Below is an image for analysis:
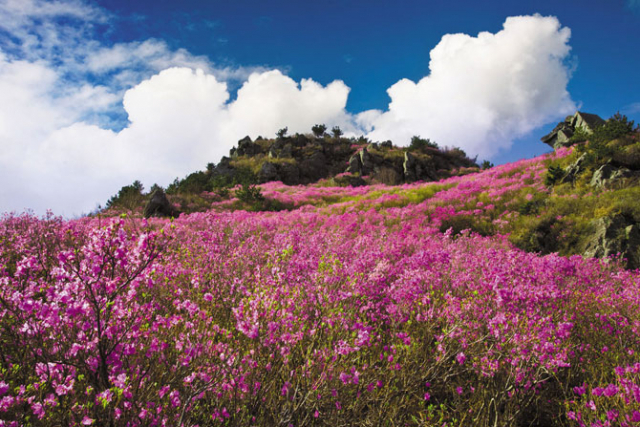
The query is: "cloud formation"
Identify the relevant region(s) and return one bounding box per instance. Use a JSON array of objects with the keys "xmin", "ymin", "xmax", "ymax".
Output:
[
  {"xmin": 0, "ymin": 1, "xmax": 577, "ymax": 216},
  {"xmin": 364, "ymin": 15, "xmax": 576, "ymax": 158}
]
